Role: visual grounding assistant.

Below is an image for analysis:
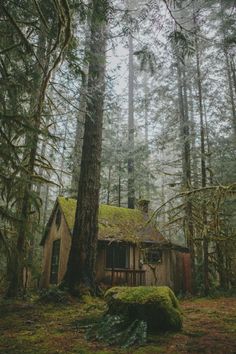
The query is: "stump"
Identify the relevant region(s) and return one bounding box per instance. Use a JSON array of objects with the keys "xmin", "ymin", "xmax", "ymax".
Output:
[{"xmin": 105, "ymin": 286, "xmax": 182, "ymax": 332}]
